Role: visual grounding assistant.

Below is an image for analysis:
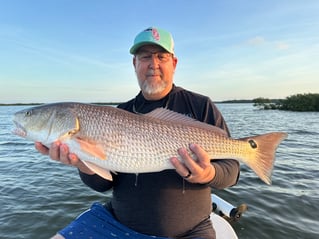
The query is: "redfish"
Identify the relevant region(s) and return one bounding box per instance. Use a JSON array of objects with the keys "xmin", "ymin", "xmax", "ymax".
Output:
[{"xmin": 13, "ymin": 102, "xmax": 287, "ymax": 184}]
